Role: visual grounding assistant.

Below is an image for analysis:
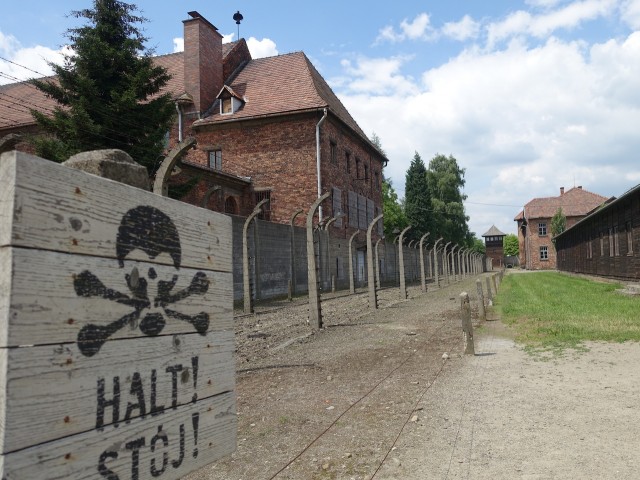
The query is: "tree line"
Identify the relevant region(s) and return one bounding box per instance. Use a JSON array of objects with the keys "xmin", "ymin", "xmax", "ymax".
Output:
[{"xmin": 371, "ymin": 134, "xmax": 485, "ymax": 254}]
